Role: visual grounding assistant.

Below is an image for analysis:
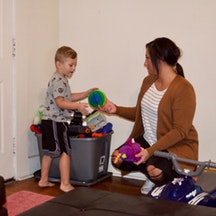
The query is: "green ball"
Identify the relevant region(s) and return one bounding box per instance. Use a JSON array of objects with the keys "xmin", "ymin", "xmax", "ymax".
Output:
[{"xmin": 88, "ymin": 90, "xmax": 106, "ymax": 108}]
